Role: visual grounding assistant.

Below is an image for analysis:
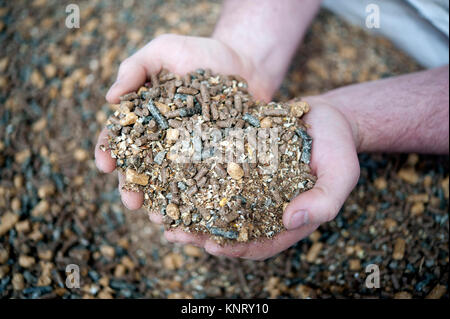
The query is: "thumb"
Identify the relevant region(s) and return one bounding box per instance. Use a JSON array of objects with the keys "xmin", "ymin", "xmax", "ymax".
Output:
[
  {"xmin": 106, "ymin": 44, "xmax": 161, "ymax": 103},
  {"xmin": 283, "ymin": 157, "xmax": 360, "ymax": 230}
]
